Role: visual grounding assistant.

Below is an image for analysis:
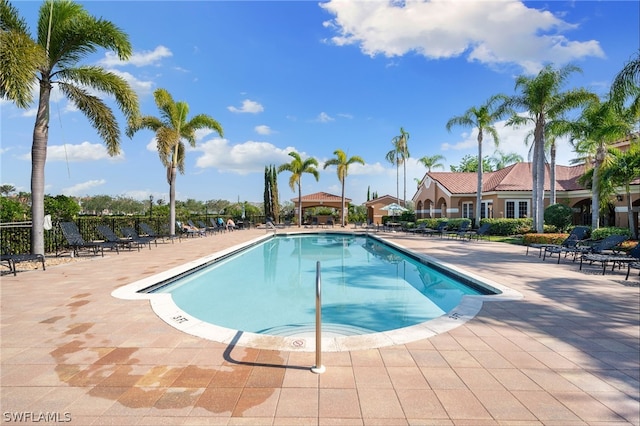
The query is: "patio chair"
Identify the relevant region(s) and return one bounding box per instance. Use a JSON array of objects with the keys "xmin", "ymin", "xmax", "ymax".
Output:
[
  {"xmin": 187, "ymin": 220, "xmax": 207, "ymax": 236},
  {"xmin": 96, "ymin": 225, "xmax": 139, "ymax": 251},
  {"xmin": 139, "ymin": 222, "xmax": 177, "ymax": 243},
  {"xmin": 198, "ymin": 220, "xmax": 218, "ymax": 235},
  {"xmin": 580, "ymin": 242, "xmax": 639, "ymax": 275},
  {"xmin": 446, "ymin": 221, "xmax": 471, "ymax": 239},
  {"xmin": 177, "ymin": 221, "xmax": 199, "ymax": 238},
  {"xmin": 528, "ymin": 226, "xmax": 590, "ymax": 257},
  {"xmin": 465, "ymin": 222, "xmax": 492, "ymax": 241},
  {"xmin": 626, "ymin": 261, "xmax": 640, "ymax": 280},
  {"xmin": 120, "ymin": 226, "xmax": 157, "ymax": 249},
  {"xmin": 59, "ymin": 221, "xmax": 117, "ymax": 257},
  {"xmin": 2, "ymin": 245, "xmax": 46, "ymax": 276},
  {"xmin": 547, "ymin": 234, "xmax": 629, "ymax": 265},
  {"xmin": 422, "ymin": 222, "xmax": 448, "ymax": 238},
  {"xmin": 407, "ymin": 222, "xmax": 428, "ymax": 235}
]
